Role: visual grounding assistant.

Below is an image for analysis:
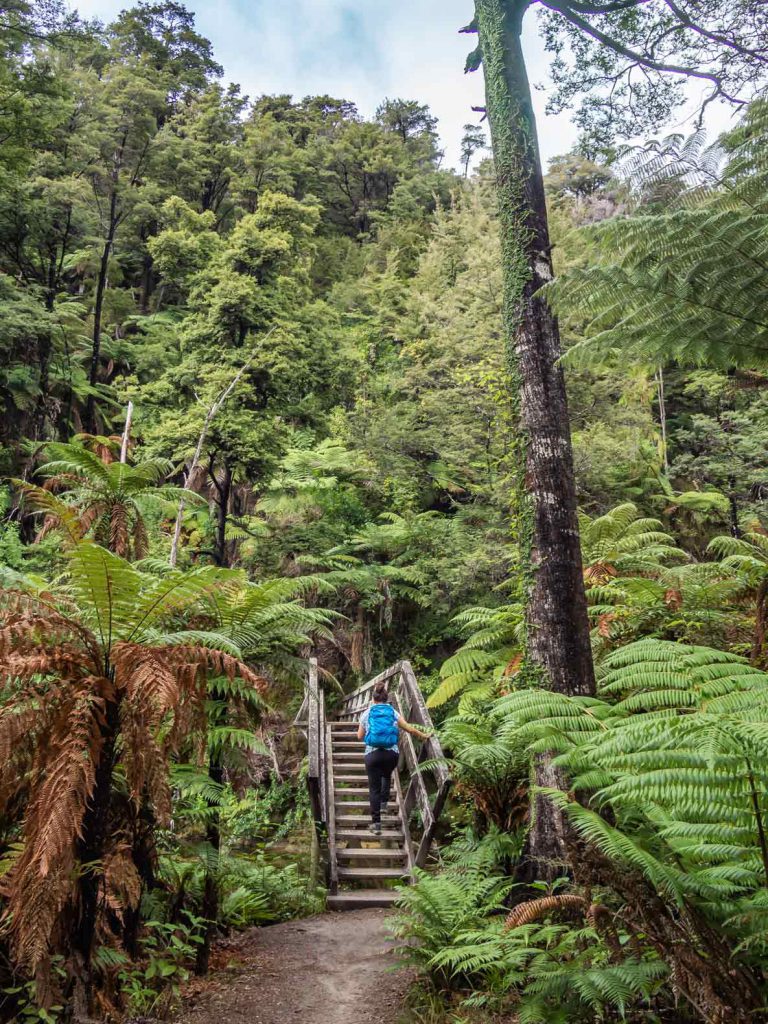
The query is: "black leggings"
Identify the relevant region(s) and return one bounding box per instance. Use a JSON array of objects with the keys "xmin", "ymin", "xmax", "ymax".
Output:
[{"xmin": 364, "ymin": 749, "xmax": 399, "ymax": 823}]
